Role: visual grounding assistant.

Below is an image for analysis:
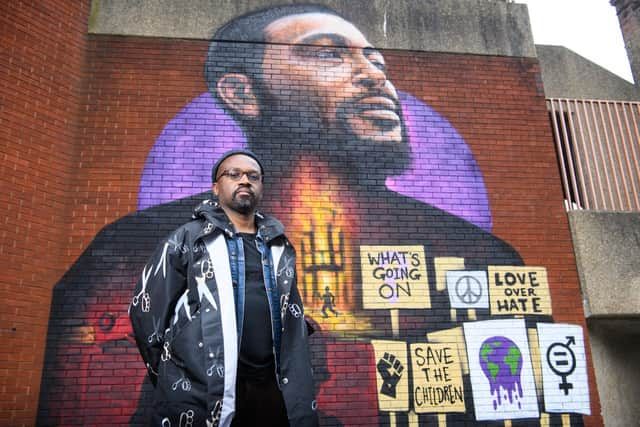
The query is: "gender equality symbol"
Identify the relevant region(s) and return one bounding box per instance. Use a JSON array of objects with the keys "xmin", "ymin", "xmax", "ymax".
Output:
[
  {"xmin": 455, "ymin": 275, "xmax": 483, "ymax": 304},
  {"xmin": 546, "ymin": 336, "xmax": 577, "ymax": 395}
]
